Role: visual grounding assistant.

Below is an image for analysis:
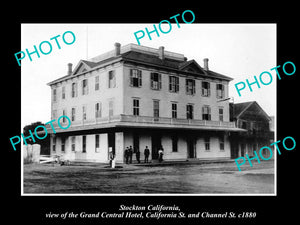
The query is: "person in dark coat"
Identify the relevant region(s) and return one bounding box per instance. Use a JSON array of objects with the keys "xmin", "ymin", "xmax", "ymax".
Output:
[
  {"xmin": 129, "ymin": 146, "xmax": 133, "ymax": 164},
  {"xmin": 144, "ymin": 146, "xmax": 150, "ymax": 163},
  {"xmin": 135, "ymin": 148, "xmax": 140, "ymax": 163},
  {"xmin": 124, "ymin": 147, "xmax": 129, "ymax": 164}
]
